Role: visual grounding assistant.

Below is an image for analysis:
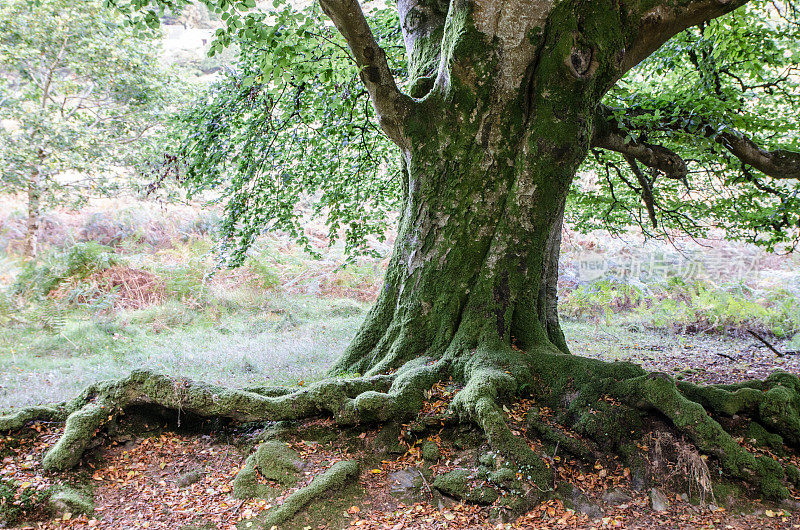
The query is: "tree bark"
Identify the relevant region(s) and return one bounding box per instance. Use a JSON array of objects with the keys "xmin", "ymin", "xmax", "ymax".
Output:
[
  {"xmin": 333, "ymin": 0, "xmax": 605, "ymax": 376},
  {"xmin": 24, "ymin": 164, "xmax": 42, "ymax": 259}
]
